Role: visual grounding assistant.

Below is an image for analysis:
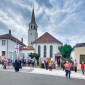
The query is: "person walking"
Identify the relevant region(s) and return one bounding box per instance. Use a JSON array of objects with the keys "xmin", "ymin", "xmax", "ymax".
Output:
[
  {"xmin": 81, "ymin": 62, "xmax": 85, "ymax": 75},
  {"xmin": 74, "ymin": 59, "xmax": 78, "ymax": 72},
  {"xmin": 65, "ymin": 61, "xmax": 71, "ymax": 79},
  {"xmin": 14, "ymin": 58, "xmax": 20, "ymax": 72}
]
